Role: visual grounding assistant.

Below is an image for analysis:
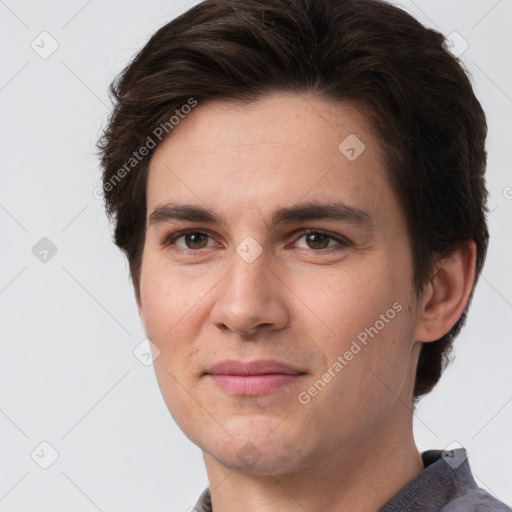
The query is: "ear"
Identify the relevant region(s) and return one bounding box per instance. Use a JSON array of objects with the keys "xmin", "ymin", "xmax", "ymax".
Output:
[{"xmin": 413, "ymin": 241, "xmax": 477, "ymax": 343}]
